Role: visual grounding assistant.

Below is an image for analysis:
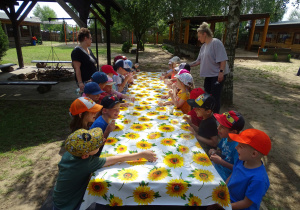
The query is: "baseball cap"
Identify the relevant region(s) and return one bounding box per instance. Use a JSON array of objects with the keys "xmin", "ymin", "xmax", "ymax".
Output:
[
  {"xmin": 101, "ymin": 65, "xmax": 118, "ymax": 76},
  {"xmin": 65, "ymin": 128, "xmax": 104, "ymax": 157},
  {"xmin": 175, "ymin": 73, "xmax": 194, "ymax": 88},
  {"xmin": 229, "ymin": 129, "xmax": 271, "ymax": 155},
  {"xmin": 91, "ymin": 72, "xmax": 108, "ymax": 84},
  {"xmin": 70, "ymin": 97, "xmax": 103, "ymax": 115},
  {"xmin": 170, "ymin": 56, "xmax": 180, "ymax": 63},
  {"xmin": 106, "ymin": 78, "xmax": 116, "ymax": 86},
  {"xmin": 84, "ymin": 82, "xmax": 104, "ymax": 95},
  {"xmin": 114, "ymin": 59, "xmax": 131, "ymax": 72},
  {"xmin": 190, "ymin": 88, "xmax": 205, "ymax": 99},
  {"xmin": 114, "ymin": 55, "xmax": 127, "ymax": 63},
  {"xmin": 101, "ymin": 95, "xmax": 120, "ymax": 109},
  {"xmin": 125, "ymin": 60, "xmax": 133, "ymax": 68},
  {"xmin": 168, "ymin": 59, "xmax": 172, "ymax": 65},
  {"xmin": 175, "ymin": 63, "xmax": 191, "ymax": 72},
  {"xmin": 178, "ymin": 69, "xmax": 190, "ymax": 75},
  {"xmin": 187, "ymin": 93, "xmax": 215, "ymax": 110},
  {"xmin": 214, "ymin": 111, "xmax": 245, "ymax": 131}
]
